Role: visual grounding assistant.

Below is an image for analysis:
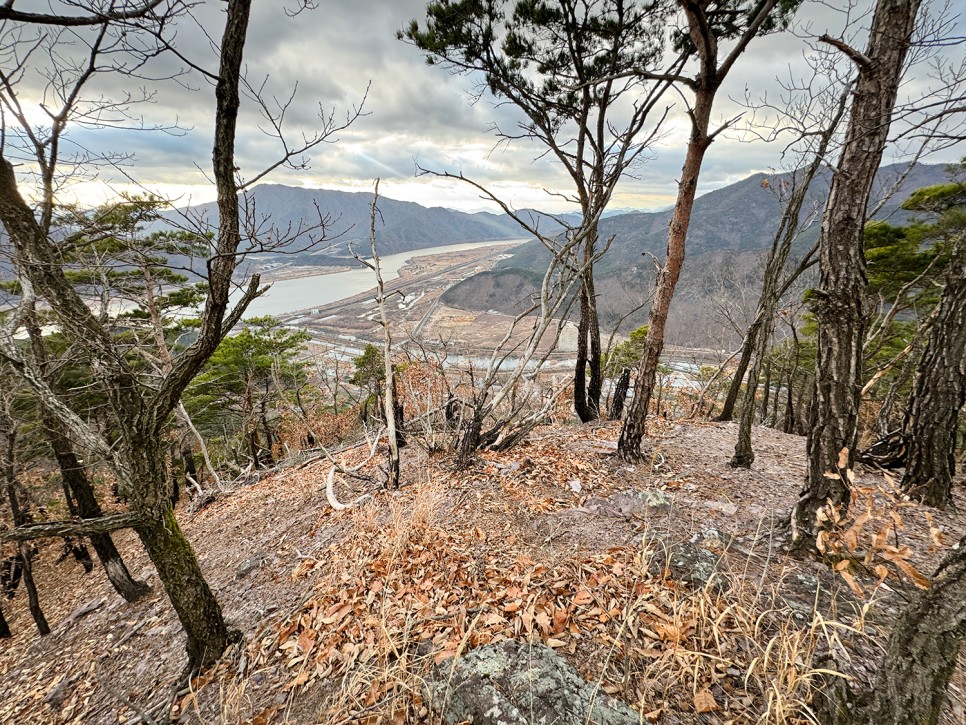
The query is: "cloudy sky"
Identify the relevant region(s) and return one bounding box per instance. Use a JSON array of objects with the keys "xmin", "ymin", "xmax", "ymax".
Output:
[{"xmin": 11, "ymin": 0, "xmax": 966, "ymax": 213}]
